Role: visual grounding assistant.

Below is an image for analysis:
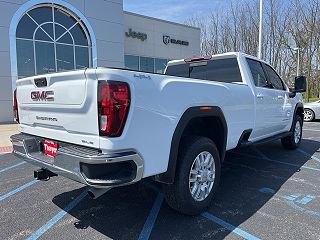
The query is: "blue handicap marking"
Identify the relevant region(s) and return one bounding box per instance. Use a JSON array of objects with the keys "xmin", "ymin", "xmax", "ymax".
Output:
[
  {"xmin": 282, "ymin": 194, "xmax": 300, "ymax": 202},
  {"xmin": 296, "ymin": 195, "xmax": 316, "ymax": 205},
  {"xmin": 282, "ymin": 194, "xmax": 316, "ymax": 205},
  {"xmin": 258, "ymin": 187, "xmax": 316, "ymax": 205},
  {"xmin": 259, "ymin": 187, "xmax": 319, "ymax": 218}
]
